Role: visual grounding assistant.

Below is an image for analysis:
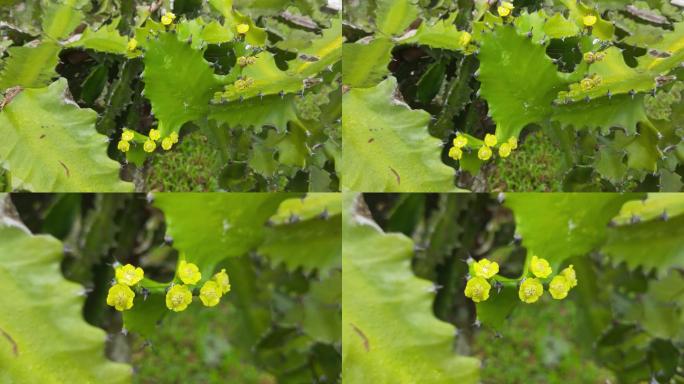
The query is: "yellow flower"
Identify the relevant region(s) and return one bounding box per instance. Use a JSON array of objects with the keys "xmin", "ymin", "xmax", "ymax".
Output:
[
  {"xmin": 519, "ymin": 278, "xmax": 543, "ymax": 303},
  {"xmin": 499, "ymin": 142, "xmax": 512, "ymax": 158},
  {"xmin": 169, "ymin": 132, "xmax": 179, "ymax": 144},
  {"xmin": 149, "ymin": 129, "xmax": 161, "ymax": 141},
  {"xmin": 459, "ymin": 31, "xmax": 472, "ymax": 47},
  {"xmin": 464, "ymin": 277, "xmax": 491, "ymax": 303},
  {"xmin": 161, "ymin": 137, "xmax": 173, "ymax": 151},
  {"xmin": 583, "ymin": 51, "xmax": 595, "ymax": 63},
  {"xmin": 236, "ymin": 23, "xmax": 250, "ymax": 34},
  {"xmin": 484, "ymin": 133, "xmax": 497, "ymax": 147},
  {"xmin": 161, "ymin": 12, "xmax": 176, "ymax": 26},
  {"xmin": 121, "ymin": 129, "xmax": 134, "ymax": 142},
  {"xmin": 117, "ymin": 140, "xmax": 130, "ymax": 153},
  {"xmin": 508, "ymin": 136, "xmax": 518, "ymax": 149},
  {"xmin": 473, "ymin": 259, "xmax": 499, "ymax": 279},
  {"xmin": 166, "ymin": 284, "xmax": 193, "ymax": 312},
  {"xmin": 478, "ymin": 146, "xmax": 492, "ymax": 161},
  {"xmin": 199, "ymin": 281, "xmax": 222, "ymax": 307},
  {"xmin": 453, "ymin": 135, "xmax": 468, "ymax": 148},
  {"xmin": 497, "ymin": 2, "xmax": 514, "ymax": 17},
  {"xmin": 178, "ymin": 260, "xmax": 202, "ymax": 285},
  {"xmin": 448, "ymin": 146, "xmax": 463, "ymax": 160},
  {"xmin": 580, "ymin": 77, "xmax": 595, "ymax": 91},
  {"xmin": 115, "ymin": 264, "xmax": 144, "ymax": 286},
  {"xmin": 549, "ymin": 275, "xmax": 571, "ymax": 300},
  {"xmin": 213, "ymin": 269, "xmax": 231, "ymax": 294},
  {"xmin": 143, "ymin": 139, "xmax": 156, "ymax": 153},
  {"xmin": 127, "ymin": 38, "xmax": 137, "ymax": 52},
  {"xmin": 106, "ymin": 284, "xmax": 135, "ymax": 311},
  {"xmin": 530, "ymin": 255, "xmax": 552, "ymax": 278},
  {"xmin": 583, "ymin": 14, "xmax": 597, "ymax": 27},
  {"xmin": 561, "ymin": 265, "xmax": 578, "ymax": 288}
]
